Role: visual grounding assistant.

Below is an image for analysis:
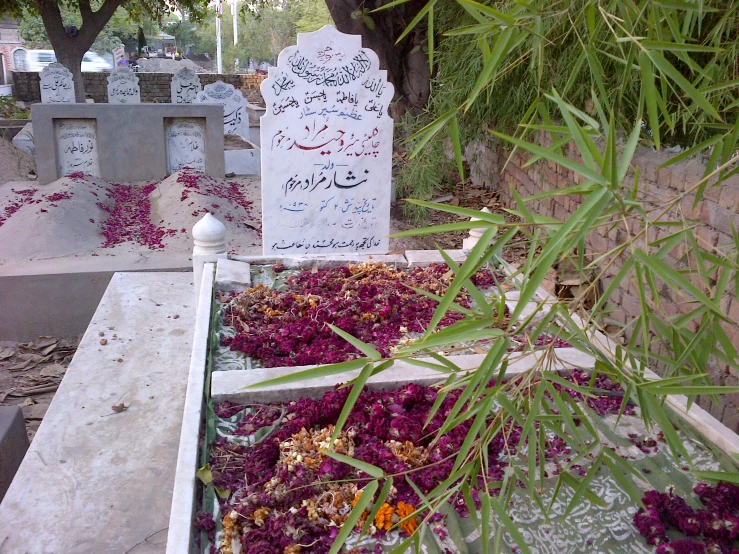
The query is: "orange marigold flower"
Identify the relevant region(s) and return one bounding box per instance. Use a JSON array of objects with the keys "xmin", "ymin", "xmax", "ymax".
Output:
[
  {"xmin": 351, "ymin": 491, "xmax": 362, "ymax": 507},
  {"xmin": 396, "ymin": 501, "xmax": 417, "ymax": 535},
  {"xmin": 374, "ymin": 503, "xmax": 394, "ymax": 531}
]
